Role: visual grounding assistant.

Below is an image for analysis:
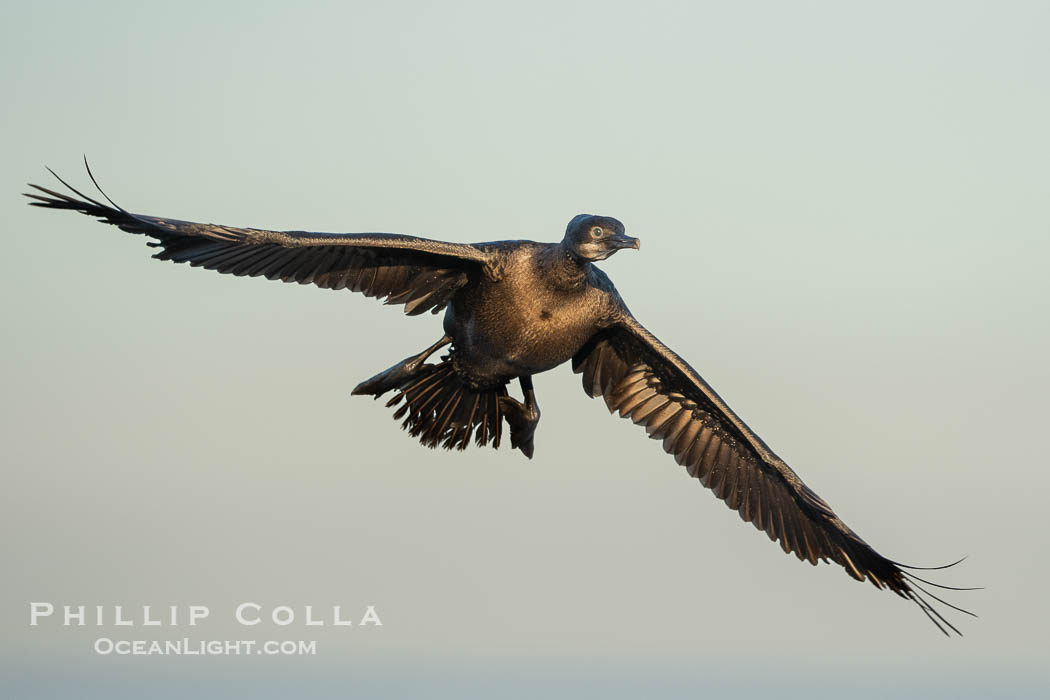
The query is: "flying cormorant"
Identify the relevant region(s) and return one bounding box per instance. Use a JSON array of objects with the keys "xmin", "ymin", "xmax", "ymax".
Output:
[{"xmin": 25, "ymin": 164, "xmax": 974, "ymax": 635}]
